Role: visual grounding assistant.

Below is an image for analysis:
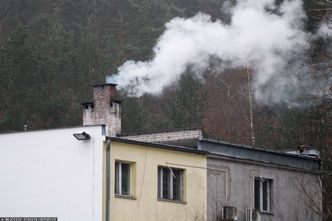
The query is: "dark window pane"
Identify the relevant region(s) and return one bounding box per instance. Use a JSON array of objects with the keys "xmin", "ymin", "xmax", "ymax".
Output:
[
  {"xmin": 254, "ymin": 179, "xmax": 260, "ymax": 210},
  {"xmin": 173, "ymin": 169, "xmax": 181, "ymax": 200},
  {"xmin": 121, "ymin": 163, "xmax": 130, "ymax": 195},
  {"xmin": 158, "ymin": 167, "xmax": 161, "ymax": 199},
  {"xmin": 115, "ymin": 162, "xmax": 119, "ymax": 194},
  {"xmin": 263, "ymin": 180, "xmax": 268, "ymax": 211},
  {"xmin": 162, "ymin": 168, "xmax": 170, "ymax": 199}
]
